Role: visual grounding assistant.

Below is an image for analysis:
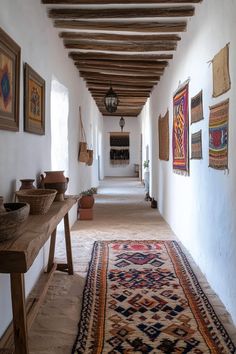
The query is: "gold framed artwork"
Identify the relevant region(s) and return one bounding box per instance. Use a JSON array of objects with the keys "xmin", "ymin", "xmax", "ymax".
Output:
[
  {"xmin": 0, "ymin": 27, "xmax": 21, "ymax": 131},
  {"xmin": 24, "ymin": 63, "xmax": 45, "ymax": 135}
]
